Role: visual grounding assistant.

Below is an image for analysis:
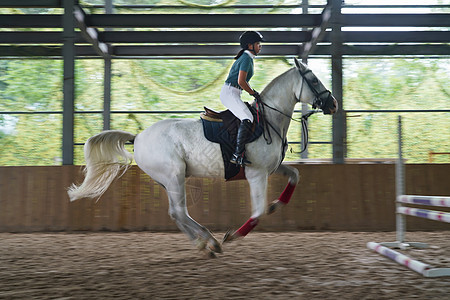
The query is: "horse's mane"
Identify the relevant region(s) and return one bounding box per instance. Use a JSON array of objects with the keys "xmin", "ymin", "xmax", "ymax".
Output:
[{"xmin": 262, "ymin": 67, "xmax": 296, "ymax": 96}]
